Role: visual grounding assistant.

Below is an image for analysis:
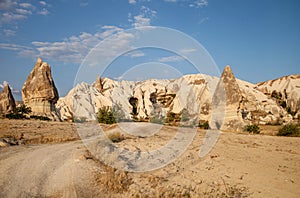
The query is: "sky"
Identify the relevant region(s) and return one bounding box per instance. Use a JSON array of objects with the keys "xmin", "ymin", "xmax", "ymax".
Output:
[{"xmin": 0, "ymin": 0, "xmax": 299, "ymax": 100}]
